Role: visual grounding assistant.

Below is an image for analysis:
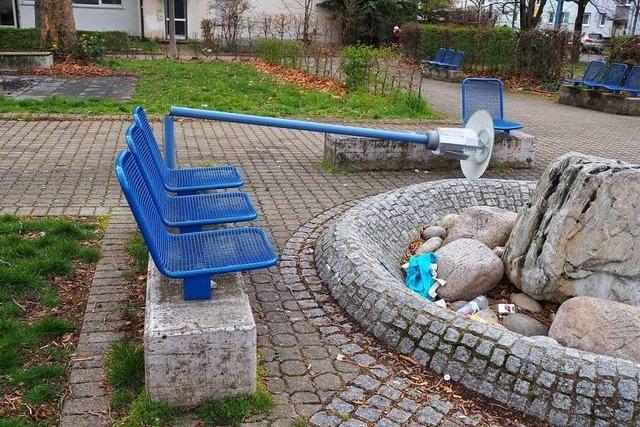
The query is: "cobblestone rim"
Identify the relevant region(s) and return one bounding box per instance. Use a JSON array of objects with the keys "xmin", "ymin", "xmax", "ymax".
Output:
[
  {"xmin": 280, "ymin": 198, "xmax": 539, "ymax": 426},
  {"xmin": 313, "ymin": 178, "xmax": 640, "ymax": 427}
]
